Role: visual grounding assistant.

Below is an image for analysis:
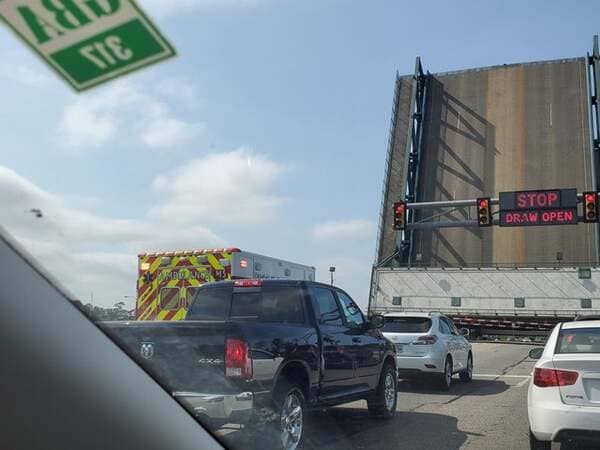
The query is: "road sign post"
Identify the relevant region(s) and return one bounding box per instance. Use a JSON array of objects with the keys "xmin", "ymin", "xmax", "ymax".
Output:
[{"xmin": 0, "ymin": 0, "xmax": 176, "ymax": 91}]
